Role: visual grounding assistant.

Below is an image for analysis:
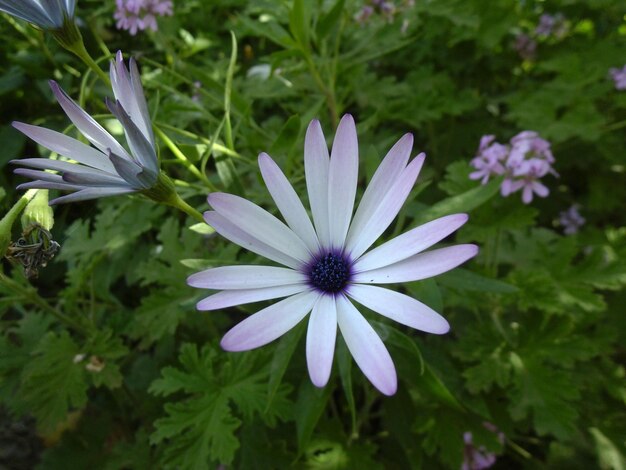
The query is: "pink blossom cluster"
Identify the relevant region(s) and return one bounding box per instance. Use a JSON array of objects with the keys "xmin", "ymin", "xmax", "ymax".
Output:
[
  {"xmin": 535, "ymin": 13, "xmax": 568, "ymax": 38},
  {"xmin": 609, "ymin": 65, "xmax": 626, "ymax": 90},
  {"xmin": 558, "ymin": 204, "xmax": 585, "ymax": 235},
  {"xmin": 514, "ymin": 12, "xmax": 567, "ymax": 60},
  {"xmin": 114, "ymin": 0, "xmax": 173, "ymax": 36},
  {"xmin": 470, "ymin": 131, "xmax": 557, "ymax": 204},
  {"xmin": 354, "ymin": 0, "xmax": 415, "ymax": 29}
]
